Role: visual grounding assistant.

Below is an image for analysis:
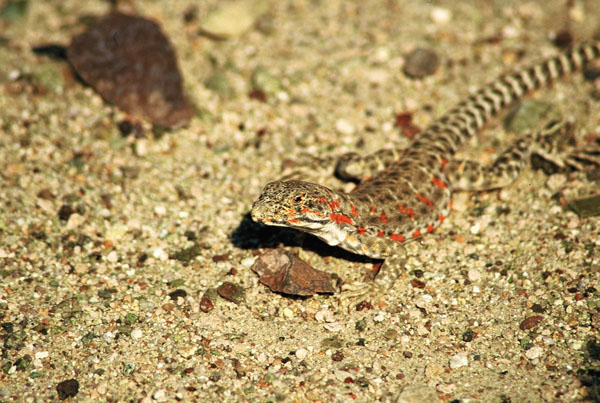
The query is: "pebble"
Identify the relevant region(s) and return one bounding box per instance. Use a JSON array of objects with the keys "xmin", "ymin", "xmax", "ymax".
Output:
[
  {"xmin": 282, "ymin": 307, "xmax": 293, "ymax": 319},
  {"xmin": 449, "ymin": 352, "xmax": 468, "ymax": 369},
  {"xmin": 467, "ymin": 268, "xmax": 481, "ymax": 282},
  {"xmin": 525, "ymin": 346, "xmax": 543, "ymax": 360},
  {"xmin": 35, "ymin": 351, "xmax": 49, "ymax": 359},
  {"xmin": 397, "ymin": 384, "xmax": 441, "ymax": 403},
  {"xmin": 154, "ymin": 205, "xmax": 167, "ymax": 216},
  {"xmin": 430, "ymin": 7, "xmax": 451, "ymax": 24},
  {"xmin": 65, "ymin": 213, "xmax": 85, "ymax": 230},
  {"xmin": 152, "ymin": 248, "xmax": 169, "ymax": 261},
  {"xmin": 0, "ymin": 248, "xmax": 7, "ymax": 258},
  {"xmin": 546, "ymin": 174, "xmax": 567, "ymax": 192},
  {"xmin": 107, "ymin": 251, "xmax": 118, "ymax": 263},
  {"xmin": 200, "ymin": 0, "xmax": 269, "ymax": 38},
  {"xmin": 131, "ymin": 329, "xmax": 143, "ymax": 339},
  {"xmin": 403, "ymin": 48, "xmax": 440, "ymax": 79},
  {"xmin": 335, "ymin": 119, "xmax": 355, "ymax": 135},
  {"xmin": 295, "ymin": 348, "xmax": 308, "ymax": 360},
  {"xmin": 152, "ymin": 389, "xmax": 166, "ymax": 401}
]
